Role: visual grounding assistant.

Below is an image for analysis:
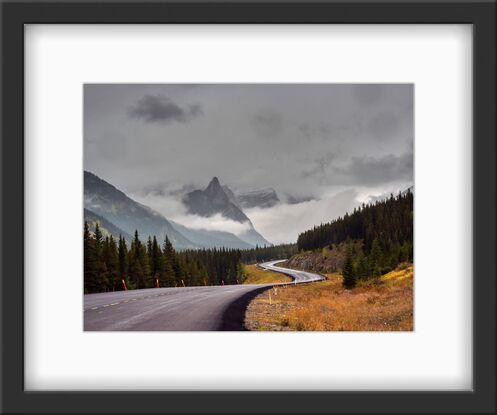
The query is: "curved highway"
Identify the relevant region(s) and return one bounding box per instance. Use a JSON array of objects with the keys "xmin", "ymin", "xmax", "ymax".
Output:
[
  {"xmin": 259, "ymin": 260, "xmax": 326, "ymax": 283},
  {"xmin": 84, "ymin": 260, "xmax": 324, "ymax": 331}
]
